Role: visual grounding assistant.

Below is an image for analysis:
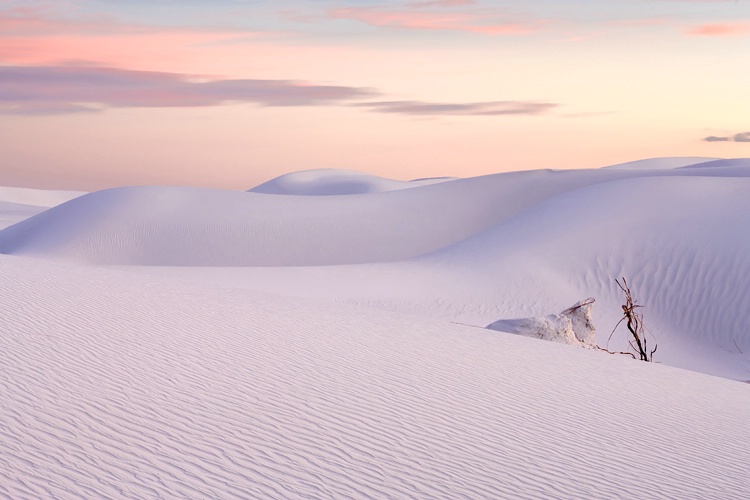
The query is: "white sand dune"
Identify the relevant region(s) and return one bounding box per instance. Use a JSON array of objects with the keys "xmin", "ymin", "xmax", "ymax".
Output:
[
  {"xmin": 3, "ymin": 159, "xmax": 749, "ymax": 267},
  {"xmin": 600, "ymin": 156, "xmax": 719, "ymax": 170},
  {"xmin": 0, "ymin": 170, "xmax": 637, "ymax": 266},
  {"xmin": 249, "ymin": 168, "xmax": 453, "ymax": 195},
  {"xmin": 677, "ymin": 157, "xmax": 750, "ymax": 169},
  {"xmin": 1, "ymin": 256, "xmax": 748, "ymax": 499},
  {"xmin": 434, "ymin": 173, "xmax": 750, "ymax": 378},
  {"xmin": 1, "ymin": 158, "xmax": 749, "ymax": 498}
]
